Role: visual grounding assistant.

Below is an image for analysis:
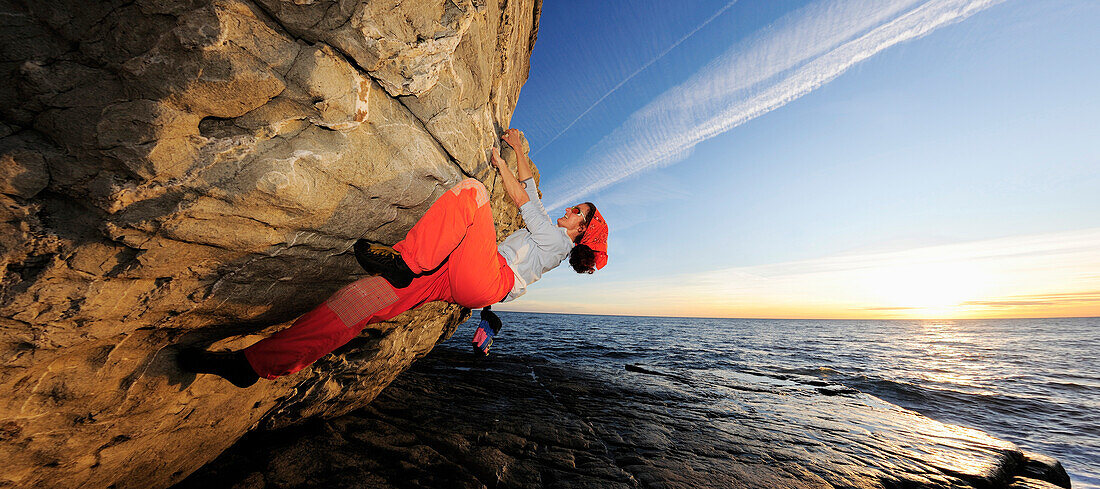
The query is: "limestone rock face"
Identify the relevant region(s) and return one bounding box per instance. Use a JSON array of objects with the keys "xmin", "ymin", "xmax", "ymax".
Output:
[{"xmin": 0, "ymin": 0, "xmax": 541, "ymax": 488}]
